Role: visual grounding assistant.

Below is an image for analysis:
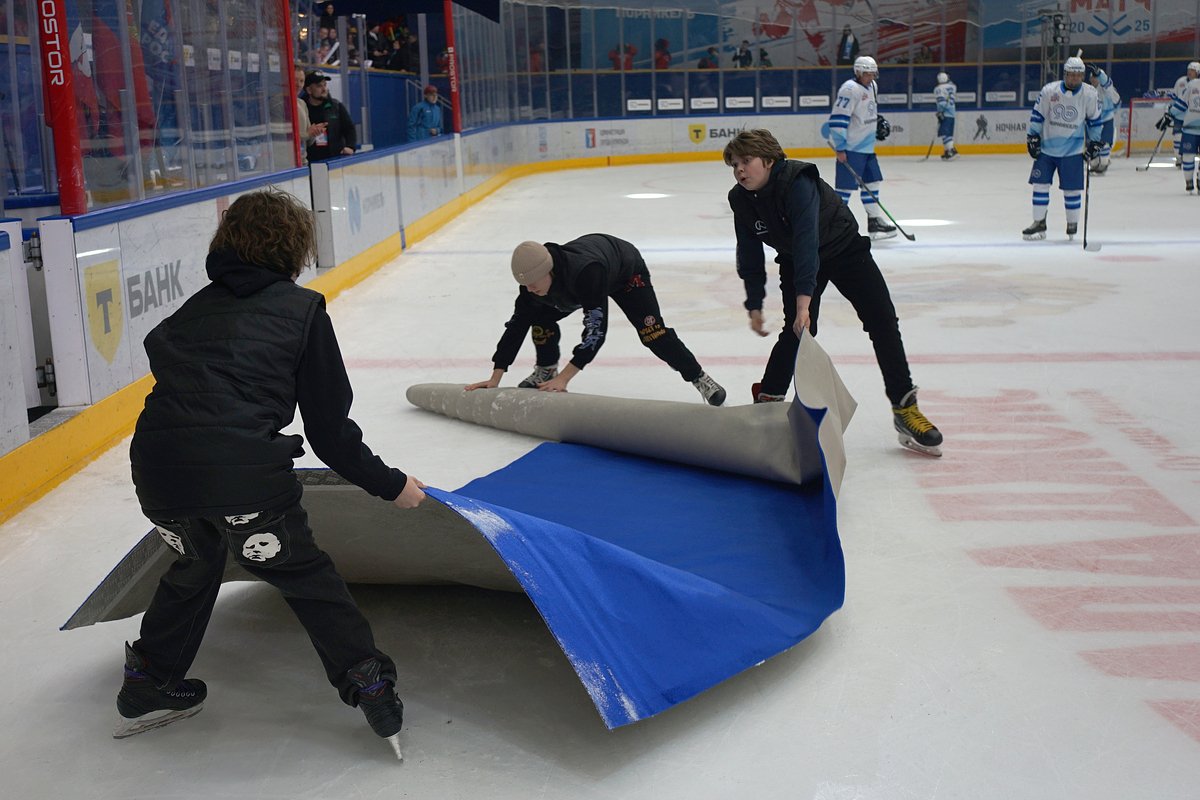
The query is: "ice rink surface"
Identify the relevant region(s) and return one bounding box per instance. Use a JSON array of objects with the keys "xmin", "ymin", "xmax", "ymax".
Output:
[{"xmin": 2, "ymin": 153, "xmax": 1198, "ymax": 799}]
